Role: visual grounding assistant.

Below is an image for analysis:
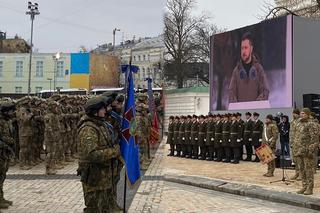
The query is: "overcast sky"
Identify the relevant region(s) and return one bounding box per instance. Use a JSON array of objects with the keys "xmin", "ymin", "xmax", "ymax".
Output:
[{"xmin": 0, "ymin": 0, "xmax": 274, "ymax": 53}]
